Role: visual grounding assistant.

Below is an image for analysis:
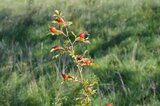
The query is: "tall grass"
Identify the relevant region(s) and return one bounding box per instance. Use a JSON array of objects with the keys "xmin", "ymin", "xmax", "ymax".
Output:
[{"xmin": 0, "ymin": 0, "xmax": 160, "ymax": 105}]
